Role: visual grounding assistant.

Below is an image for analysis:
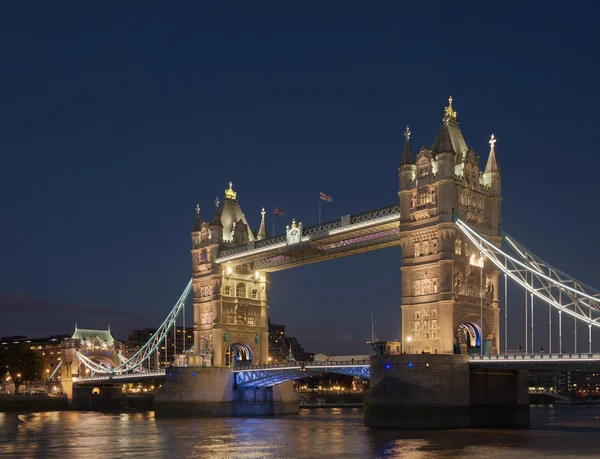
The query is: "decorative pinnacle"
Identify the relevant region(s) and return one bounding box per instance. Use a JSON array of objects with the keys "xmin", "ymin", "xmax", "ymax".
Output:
[
  {"xmin": 444, "ymin": 96, "xmax": 457, "ymax": 120},
  {"xmin": 489, "ymin": 133, "xmax": 496, "ymax": 149},
  {"xmin": 404, "ymin": 126, "xmax": 411, "ymax": 141},
  {"xmin": 195, "ymin": 203, "xmax": 200, "ymax": 215},
  {"xmin": 215, "ymin": 197, "xmax": 219, "ymax": 208},
  {"xmin": 225, "ymin": 181, "xmax": 237, "ymax": 200},
  {"xmin": 261, "ymin": 207, "xmax": 265, "ymax": 217}
]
